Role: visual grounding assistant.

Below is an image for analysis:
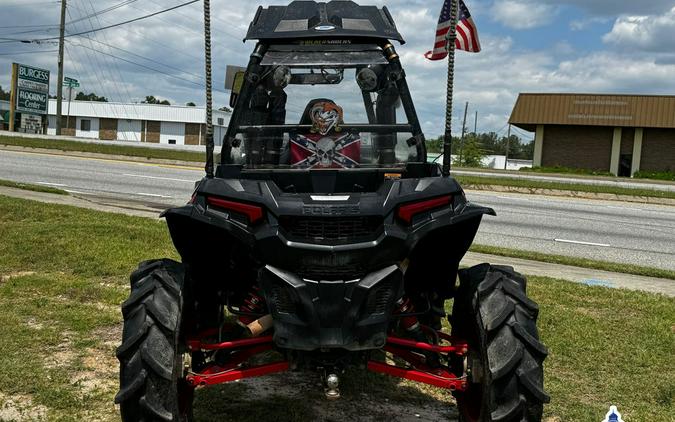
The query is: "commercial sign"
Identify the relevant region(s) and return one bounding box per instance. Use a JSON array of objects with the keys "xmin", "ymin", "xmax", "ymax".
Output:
[{"xmin": 13, "ymin": 63, "xmax": 50, "ymax": 115}]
